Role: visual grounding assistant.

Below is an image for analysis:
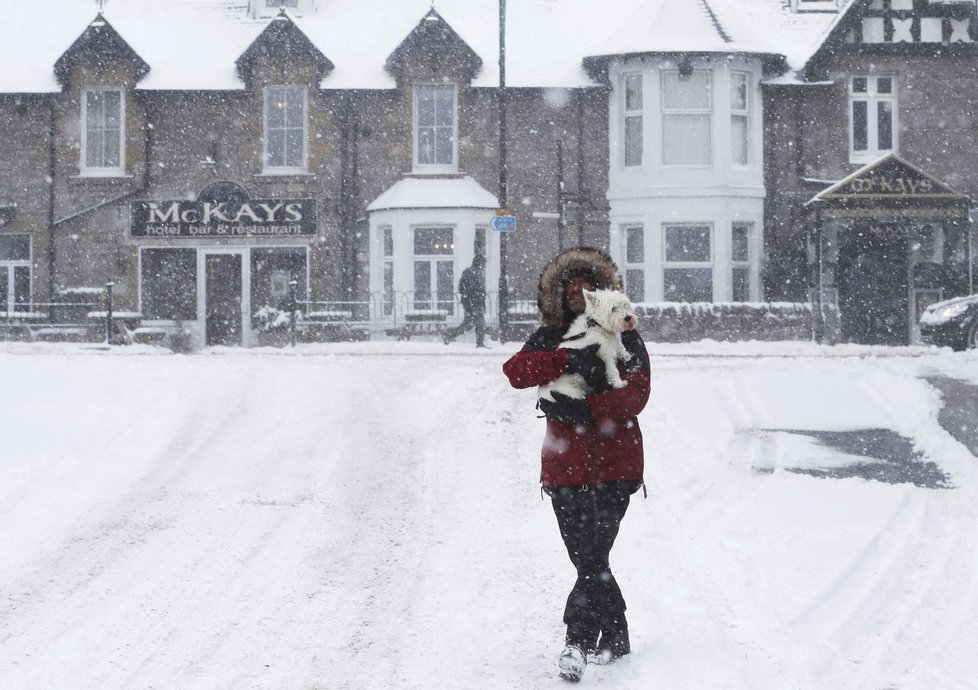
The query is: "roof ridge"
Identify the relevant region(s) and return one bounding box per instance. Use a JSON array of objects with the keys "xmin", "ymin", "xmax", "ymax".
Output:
[{"xmin": 701, "ymin": 0, "xmax": 733, "ymax": 43}]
